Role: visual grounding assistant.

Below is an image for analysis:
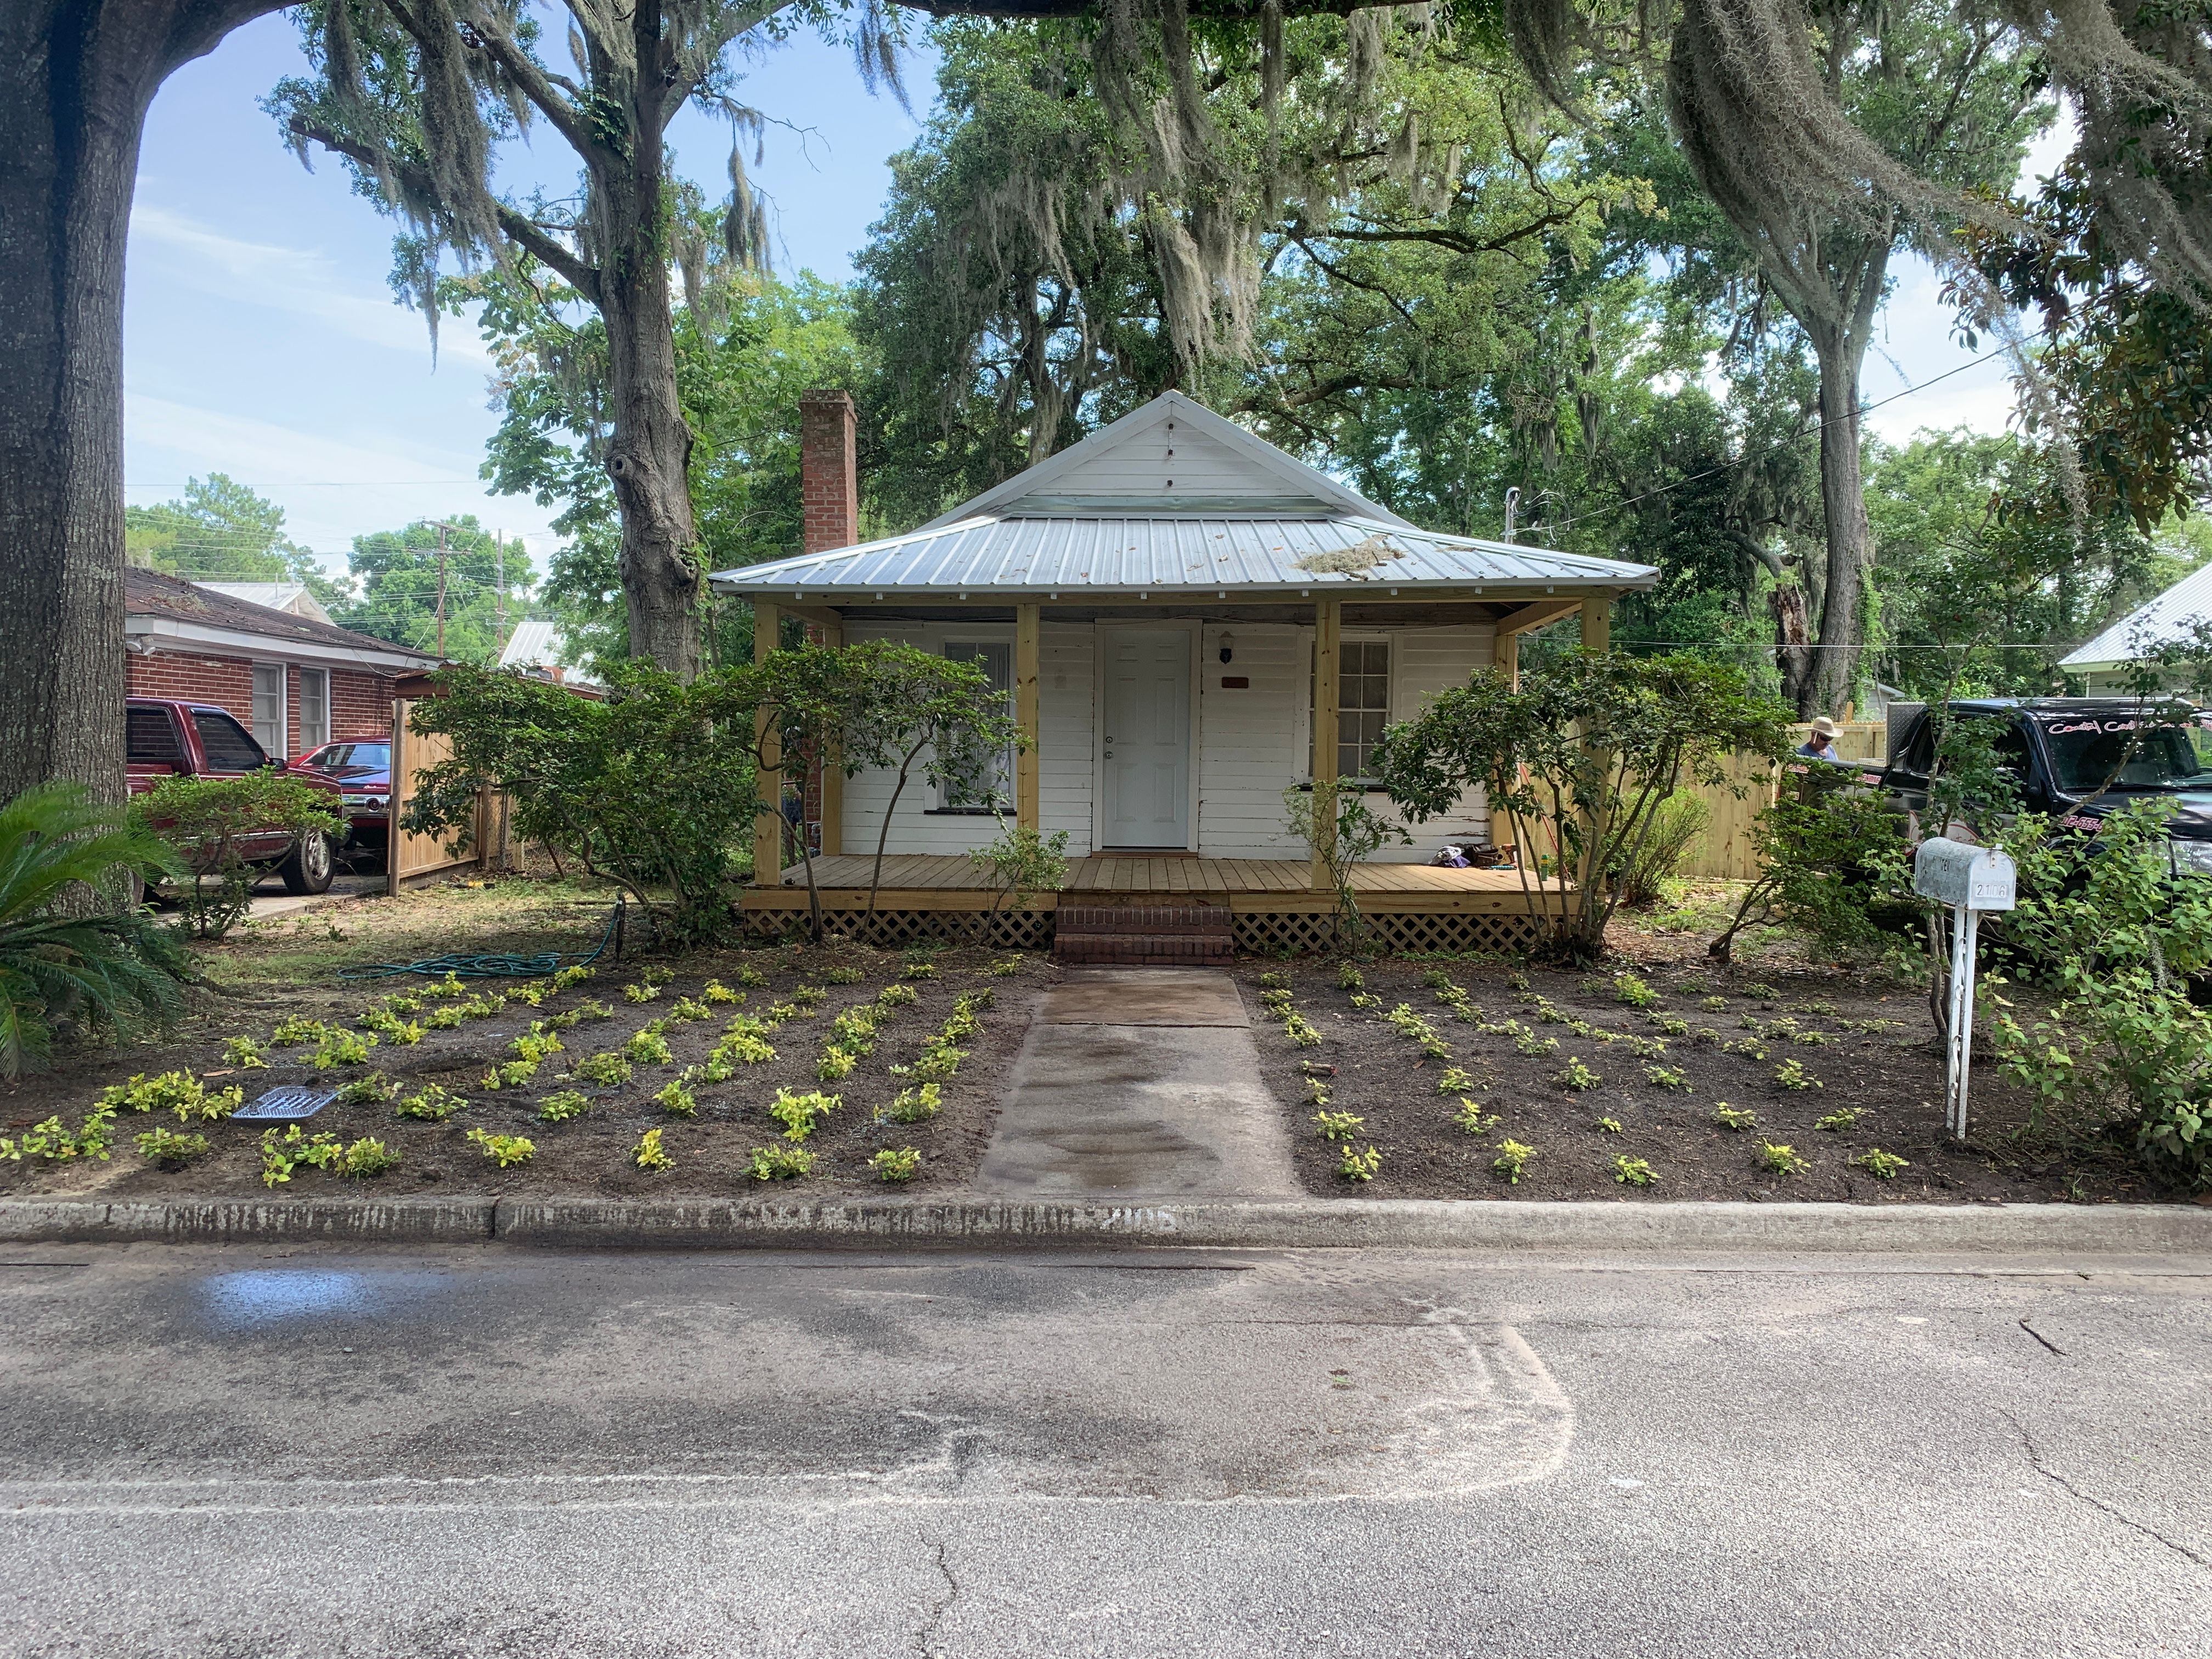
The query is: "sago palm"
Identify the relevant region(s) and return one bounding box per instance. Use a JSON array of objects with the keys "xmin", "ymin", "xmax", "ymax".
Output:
[{"xmin": 0, "ymin": 784, "xmax": 188, "ymax": 1077}]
